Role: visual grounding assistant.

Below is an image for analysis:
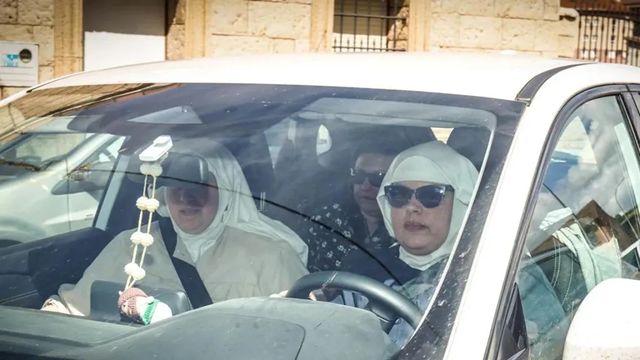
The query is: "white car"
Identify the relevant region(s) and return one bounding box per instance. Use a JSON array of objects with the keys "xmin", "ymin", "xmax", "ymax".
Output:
[{"xmin": 0, "ymin": 52, "xmax": 638, "ymax": 359}]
